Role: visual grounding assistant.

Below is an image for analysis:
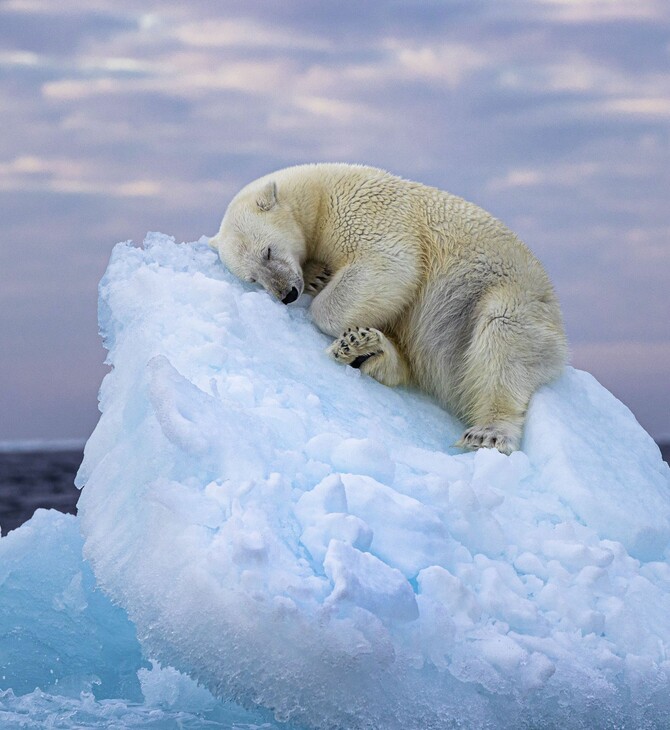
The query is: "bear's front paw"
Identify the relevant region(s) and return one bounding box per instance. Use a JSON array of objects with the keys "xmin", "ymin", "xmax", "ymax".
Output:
[
  {"xmin": 303, "ymin": 261, "xmax": 332, "ymax": 296},
  {"xmin": 455, "ymin": 425, "xmax": 517, "ymax": 455},
  {"xmin": 327, "ymin": 327, "xmax": 384, "ymax": 367}
]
